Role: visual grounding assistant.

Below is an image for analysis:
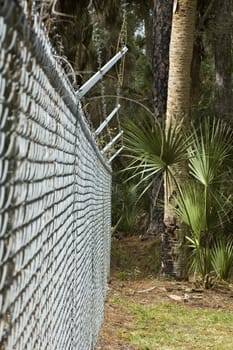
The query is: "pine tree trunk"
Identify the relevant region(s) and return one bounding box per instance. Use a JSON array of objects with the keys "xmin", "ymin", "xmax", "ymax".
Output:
[
  {"xmin": 214, "ymin": 0, "xmax": 233, "ymax": 123},
  {"xmin": 152, "ymin": 0, "xmax": 173, "ymax": 118},
  {"xmin": 147, "ymin": 0, "xmax": 173, "ymax": 237},
  {"xmin": 163, "ymin": 0, "xmax": 197, "ymax": 279}
]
